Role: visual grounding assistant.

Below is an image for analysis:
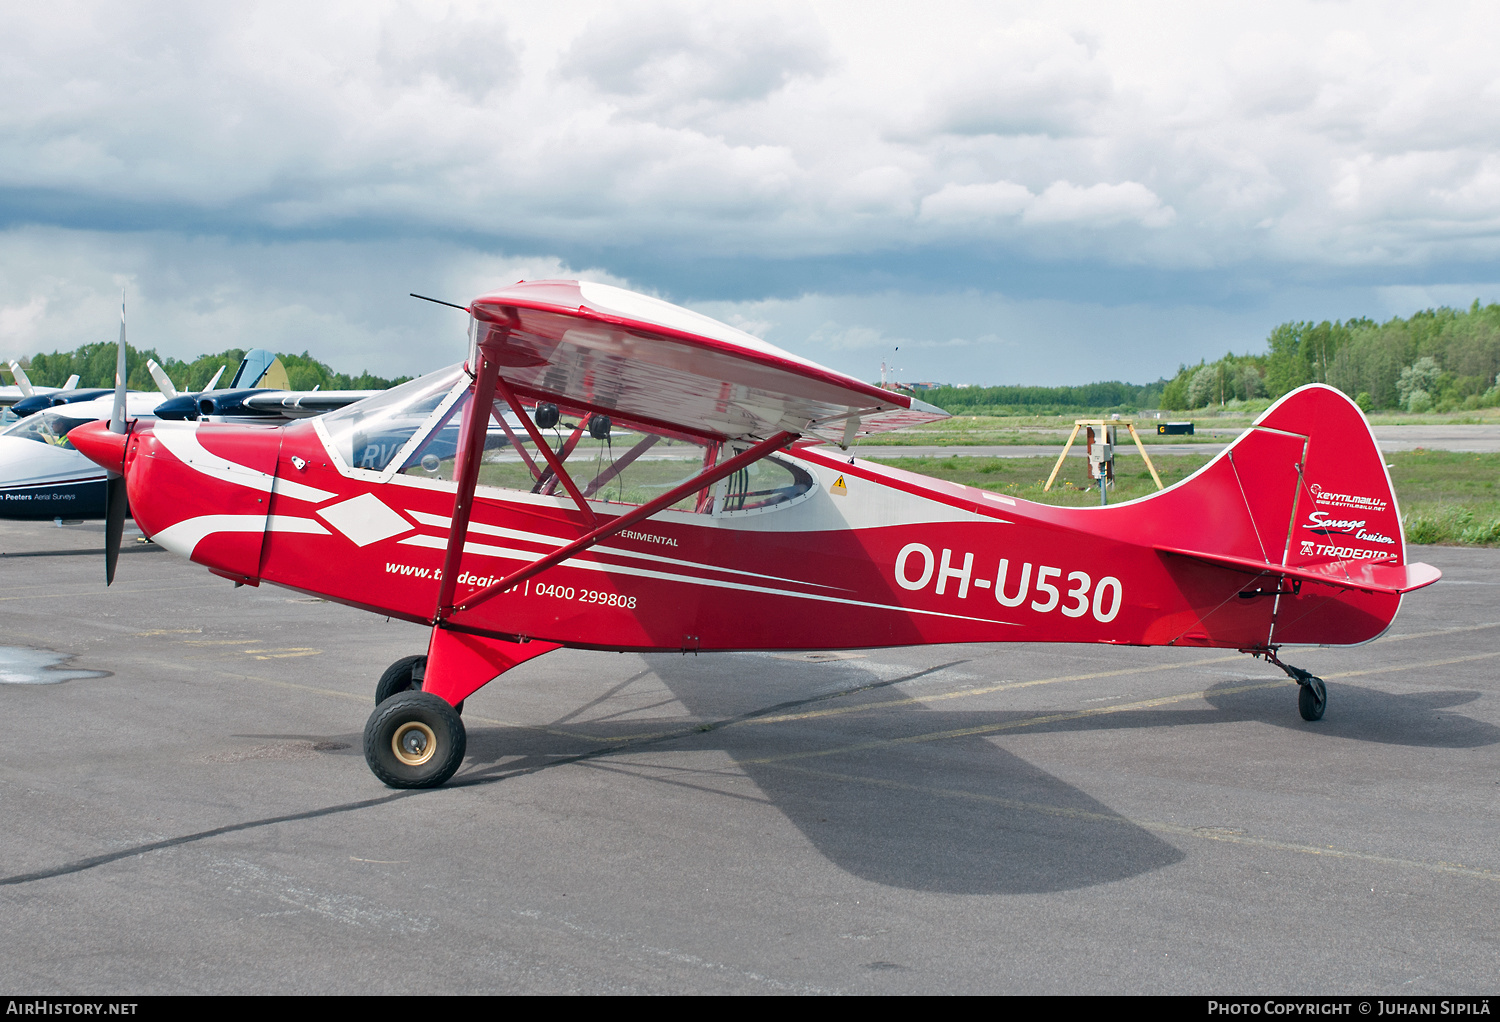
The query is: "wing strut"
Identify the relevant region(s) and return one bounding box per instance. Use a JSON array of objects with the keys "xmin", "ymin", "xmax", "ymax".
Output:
[
  {"xmin": 536, "ymin": 423, "xmax": 586, "ymax": 495},
  {"xmin": 433, "ymin": 348, "xmax": 503, "ymax": 622},
  {"xmin": 490, "ymin": 400, "xmax": 542, "ymax": 480},
  {"xmin": 583, "ymin": 434, "xmax": 659, "ymax": 498},
  {"xmin": 494, "ymin": 374, "xmax": 598, "ymax": 525},
  {"xmin": 434, "ymin": 329, "xmax": 798, "ymax": 623},
  {"xmin": 452, "ymin": 430, "xmax": 796, "ymax": 616}
]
